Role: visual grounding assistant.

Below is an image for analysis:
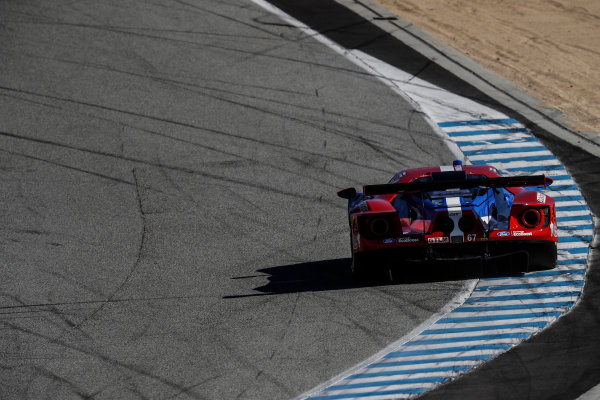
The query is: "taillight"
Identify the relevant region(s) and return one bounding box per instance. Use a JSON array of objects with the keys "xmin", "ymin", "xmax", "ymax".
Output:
[
  {"xmin": 520, "ymin": 208, "xmax": 542, "ymax": 228},
  {"xmin": 541, "ymin": 206, "xmax": 551, "ymax": 228},
  {"xmin": 369, "ymin": 218, "xmax": 391, "ymax": 237}
]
